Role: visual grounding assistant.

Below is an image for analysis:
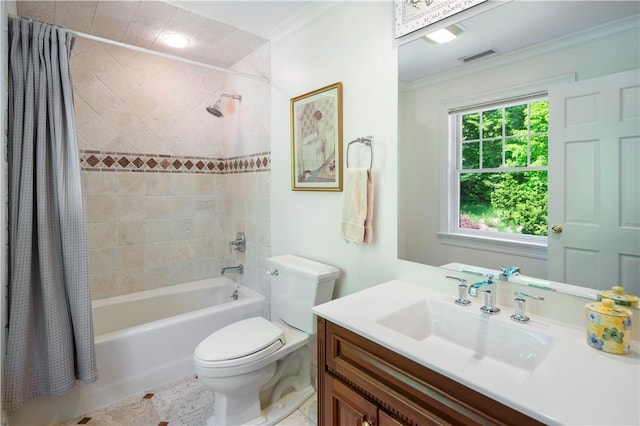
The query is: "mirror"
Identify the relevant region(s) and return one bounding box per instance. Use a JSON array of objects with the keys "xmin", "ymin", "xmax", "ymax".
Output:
[{"xmin": 397, "ymin": 1, "xmax": 640, "ymax": 298}]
